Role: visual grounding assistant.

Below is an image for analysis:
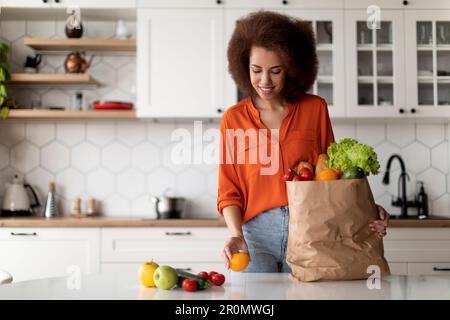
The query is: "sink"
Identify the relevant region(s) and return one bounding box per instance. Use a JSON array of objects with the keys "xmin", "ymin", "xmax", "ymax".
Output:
[{"xmin": 390, "ymin": 215, "xmax": 450, "ymax": 220}]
